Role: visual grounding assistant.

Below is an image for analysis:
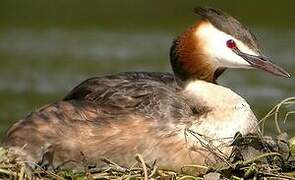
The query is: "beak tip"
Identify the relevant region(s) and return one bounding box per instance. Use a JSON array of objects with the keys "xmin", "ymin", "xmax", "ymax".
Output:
[
  {"xmin": 286, "ymin": 73, "xmax": 291, "ymax": 78},
  {"xmin": 281, "ymin": 70, "xmax": 291, "ymax": 78}
]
